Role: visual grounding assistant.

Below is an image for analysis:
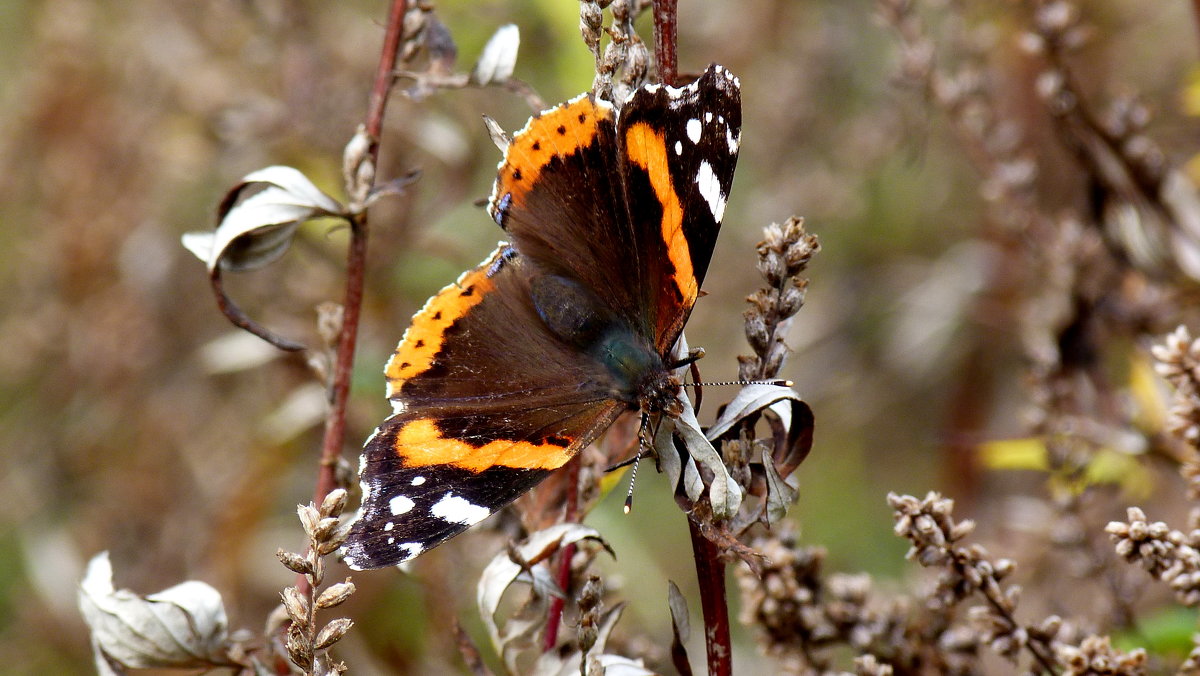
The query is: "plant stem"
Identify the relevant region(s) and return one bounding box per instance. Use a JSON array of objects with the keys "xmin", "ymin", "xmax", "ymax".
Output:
[
  {"xmin": 302, "ymin": 0, "xmax": 409, "ymax": 593},
  {"xmin": 209, "ymin": 269, "xmax": 306, "ymax": 352},
  {"xmin": 544, "ymin": 456, "xmax": 582, "ymax": 650},
  {"xmin": 652, "ymin": 0, "xmax": 679, "ymax": 86},
  {"xmin": 689, "ymin": 517, "xmax": 732, "ymax": 676}
]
